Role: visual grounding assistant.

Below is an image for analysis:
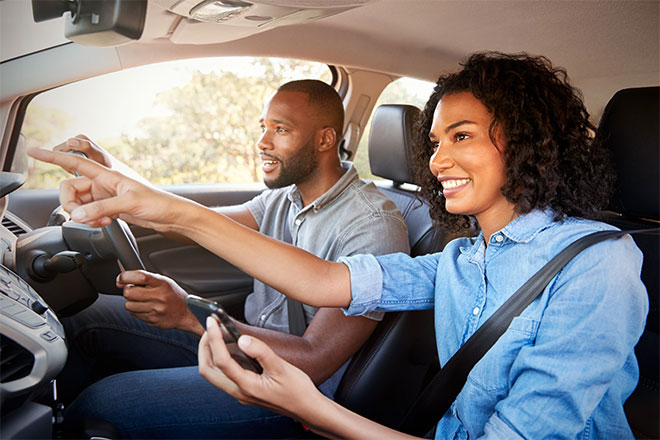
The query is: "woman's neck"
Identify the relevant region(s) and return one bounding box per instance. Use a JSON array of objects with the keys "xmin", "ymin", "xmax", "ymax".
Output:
[{"xmin": 476, "ymin": 204, "xmax": 518, "ymax": 245}]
